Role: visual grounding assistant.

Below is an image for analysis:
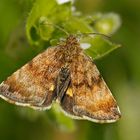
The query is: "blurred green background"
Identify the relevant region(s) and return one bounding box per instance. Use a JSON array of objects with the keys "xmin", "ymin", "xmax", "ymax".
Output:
[{"xmin": 0, "ymin": 0, "xmax": 140, "ymax": 140}]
